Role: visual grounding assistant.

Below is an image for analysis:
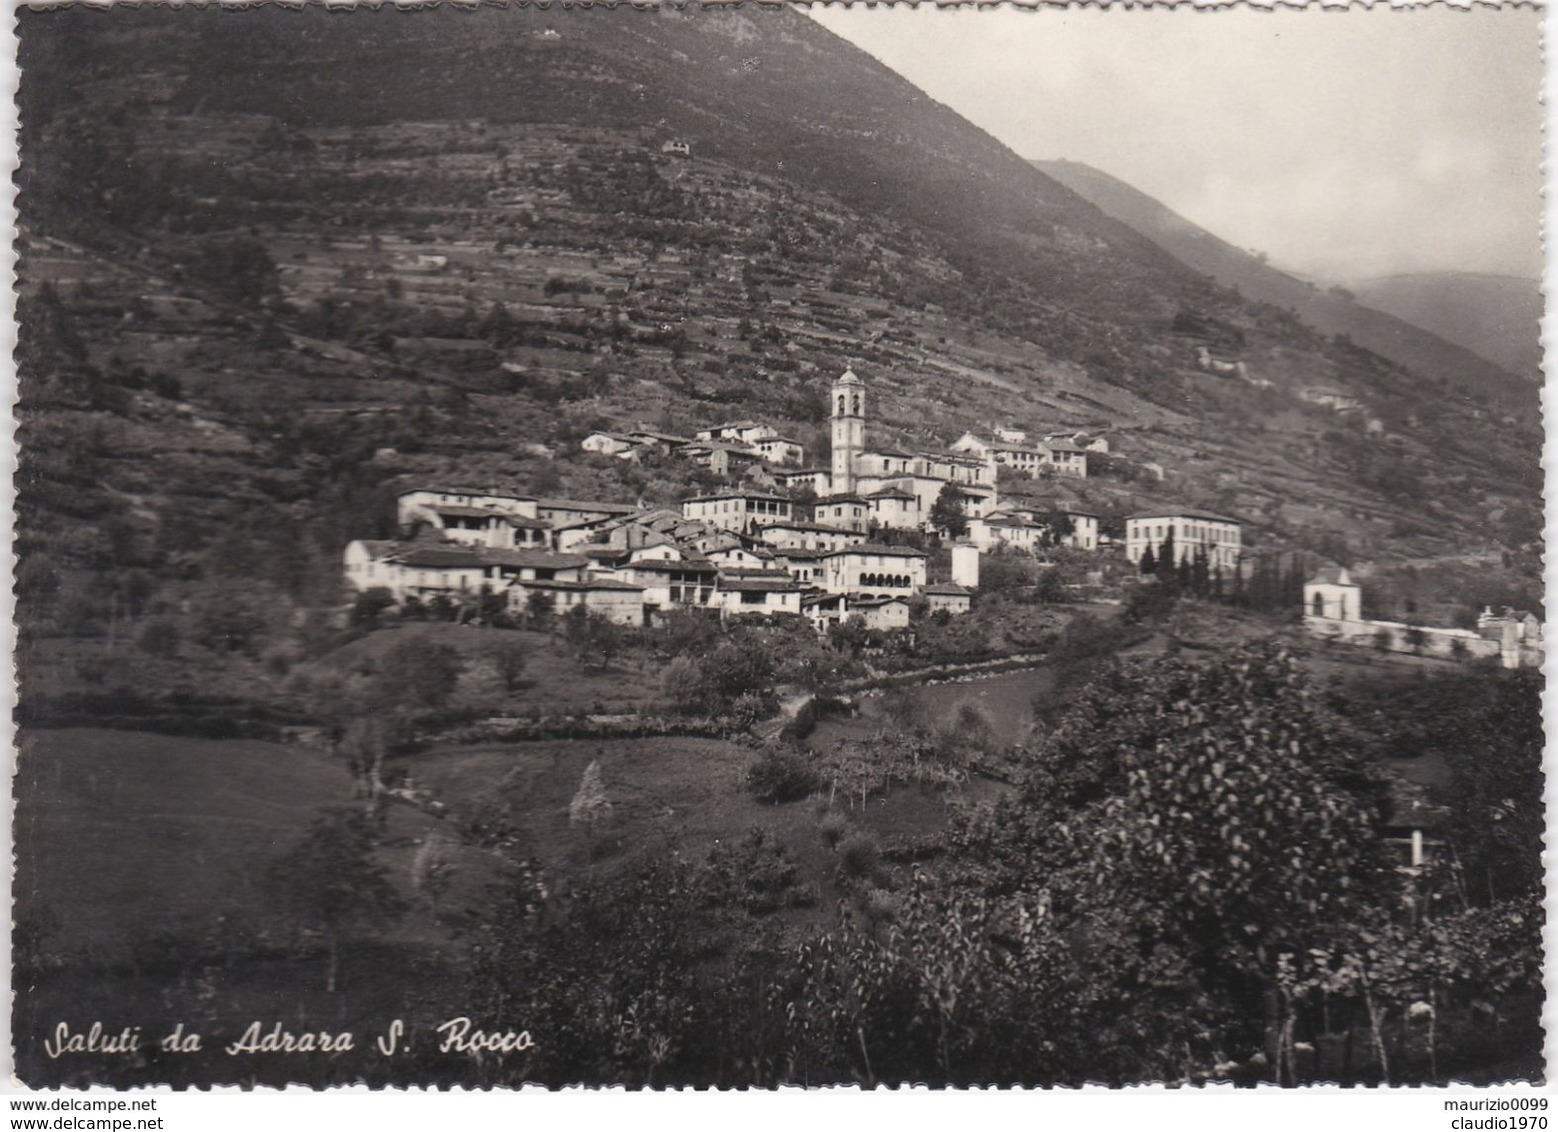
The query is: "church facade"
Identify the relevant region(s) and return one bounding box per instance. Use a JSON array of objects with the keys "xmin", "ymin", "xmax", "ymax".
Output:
[{"xmin": 824, "ymin": 368, "xmax": 997, "ymax": 528}]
